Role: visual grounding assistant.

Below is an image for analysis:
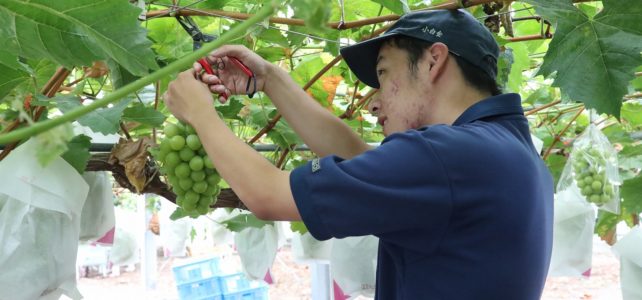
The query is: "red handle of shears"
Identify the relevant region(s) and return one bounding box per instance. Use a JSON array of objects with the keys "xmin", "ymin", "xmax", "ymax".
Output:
[{"xmin": 198, "ymin": 57, "xmax": 253, "ymax": 100}]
